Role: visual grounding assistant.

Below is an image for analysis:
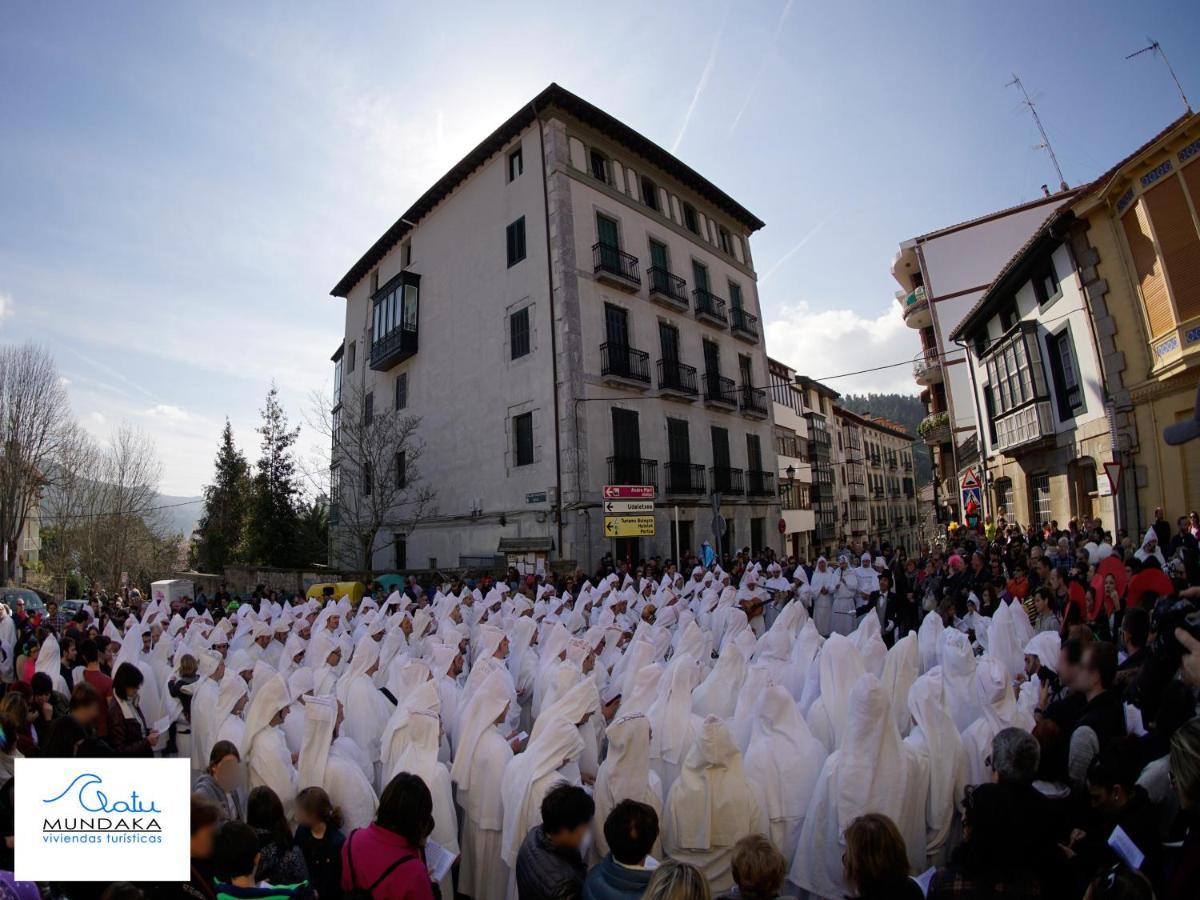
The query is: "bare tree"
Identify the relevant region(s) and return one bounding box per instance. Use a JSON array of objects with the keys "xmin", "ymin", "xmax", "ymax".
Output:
[
  {"xmin": 39, "ymin": 422, "xmax": 104, "ymax": 595},
  {"xmin": 0, "ymin": 344, "xmax": 71, "ymax": 584},
  {"xmin": 308, "ymin": 381, "xmax": 436, "ymax": 575},
  {"xmin": 96, "ymin": 424, "xmax": 164, "ymax": 589}
]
